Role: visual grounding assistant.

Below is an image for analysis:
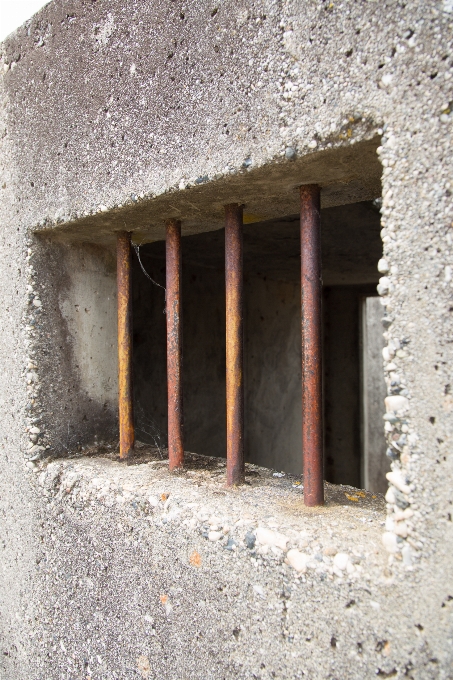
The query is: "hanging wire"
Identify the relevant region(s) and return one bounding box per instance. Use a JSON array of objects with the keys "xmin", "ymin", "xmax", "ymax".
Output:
[{"xmin": 132, "ymin": 241, "xmax": 166, "ymax": 298}]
